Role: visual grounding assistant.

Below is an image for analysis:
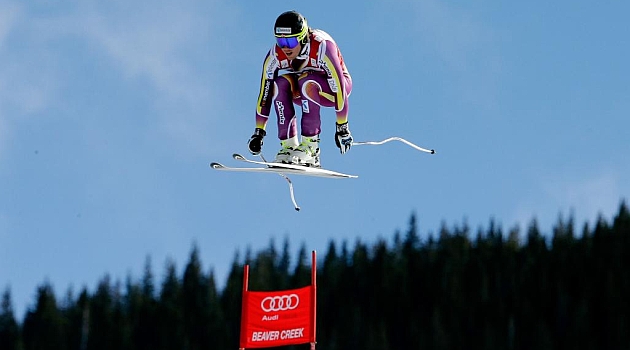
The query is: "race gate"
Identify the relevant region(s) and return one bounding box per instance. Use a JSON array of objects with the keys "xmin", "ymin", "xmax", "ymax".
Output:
[{"xmin": 239, "ymin": 250, "xmax": 317, "ymax": 350}]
